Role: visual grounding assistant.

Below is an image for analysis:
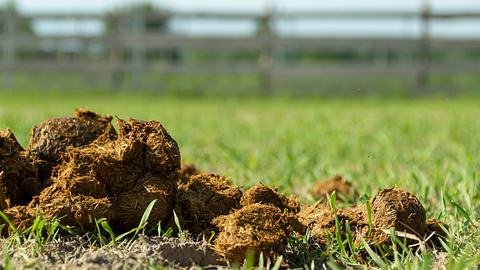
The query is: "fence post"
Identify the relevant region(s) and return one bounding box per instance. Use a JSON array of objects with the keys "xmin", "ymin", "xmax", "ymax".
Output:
[
  {"xmin": 131, "ymin": 9, "xmax": 146, "ymax": 89},
  {"xmin": 416, "ymin": 3, "xmax": 431, "ymax": 92},
  {"xmin": 2, "ymin": 5, "xmax": 16, "ymax": 89},
  {"xmin": 107, "ymin": 14, "xmax": 124, "ymax": 89},
  {"xmin": 258, "ymin": 6, "xmax": 275, "ymax": 95}
]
